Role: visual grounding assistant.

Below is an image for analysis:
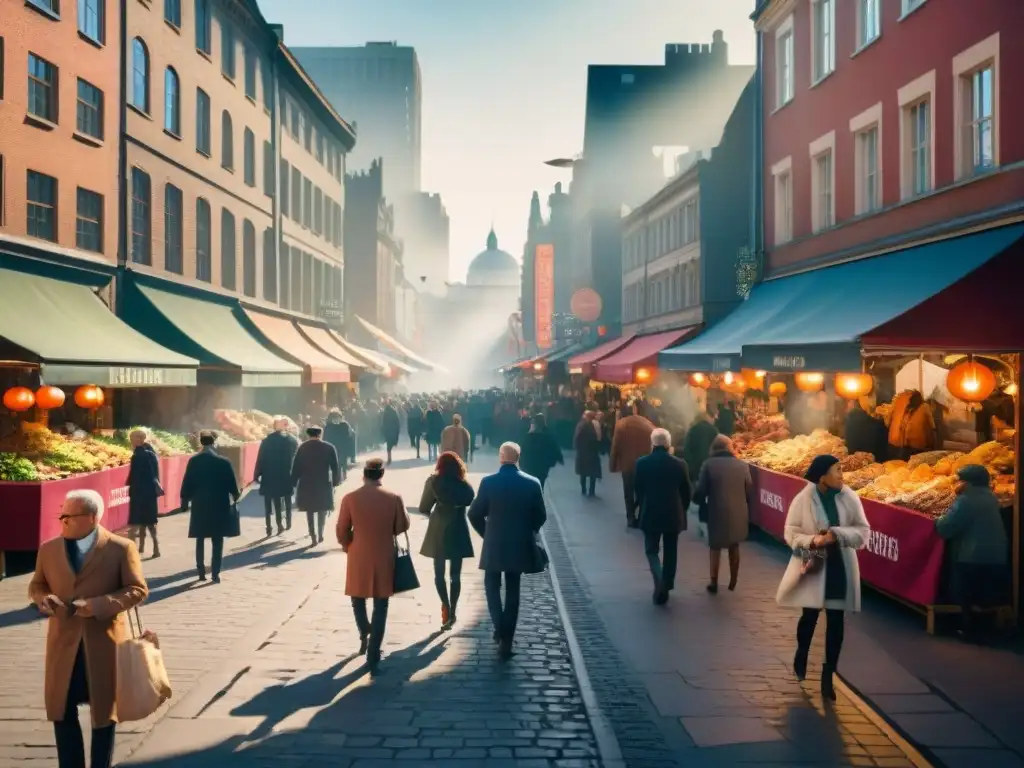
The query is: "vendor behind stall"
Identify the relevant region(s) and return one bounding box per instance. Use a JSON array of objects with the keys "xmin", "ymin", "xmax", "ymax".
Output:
[
  {"xmin": 844, "ymin": 399, "xmax": 887, "ymax": 461},
  {"xmin": 889, "ymin": 390, "xmax": 937, "ymax": 459}
]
